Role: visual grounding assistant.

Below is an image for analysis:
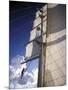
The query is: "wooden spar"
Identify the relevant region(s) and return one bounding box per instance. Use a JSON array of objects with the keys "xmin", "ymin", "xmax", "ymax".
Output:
[
  {"xmin": 25, "ymin": 32, "xmax": 46, "ymax": 45},
  {"xmin": 21, "ymin": 54, "xmax": 39, "ymax": 64}
]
